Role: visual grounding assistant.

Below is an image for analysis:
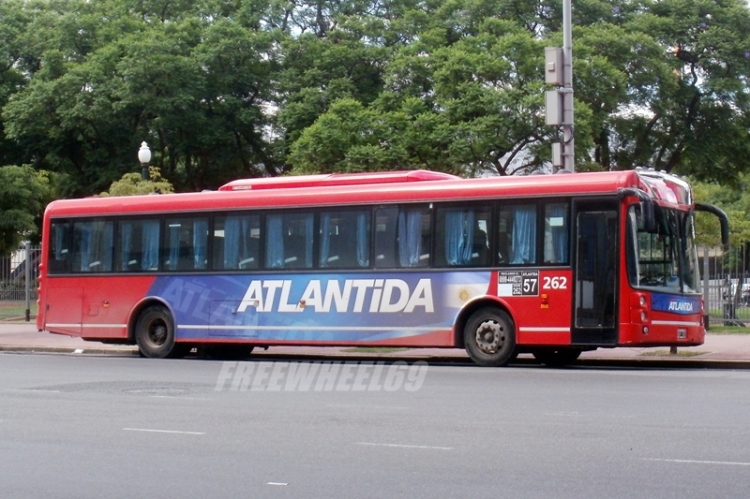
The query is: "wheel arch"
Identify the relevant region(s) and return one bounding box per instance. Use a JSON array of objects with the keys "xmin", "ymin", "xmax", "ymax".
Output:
[
  {"xmin": 127, "ymin": 297, "xmax": 175, "ymax": 344},
  {"xmin": 453, "ymin": 297, "xmax": 515, "ymax": 349}
]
